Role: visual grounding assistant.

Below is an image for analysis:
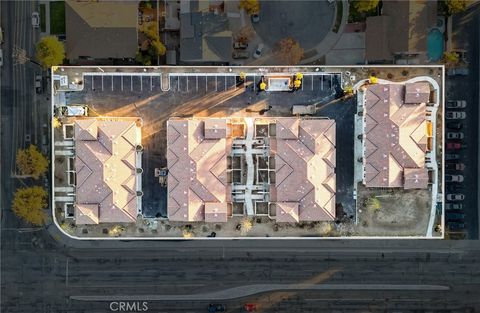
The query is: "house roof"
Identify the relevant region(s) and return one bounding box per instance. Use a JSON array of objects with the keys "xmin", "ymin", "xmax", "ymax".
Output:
[
  {"xmin": 365, "ymin": 0, "xmax": 437, "ymax": 62},
  {"xmin": 404, "ymin": 167, "xmax": 429, "ymax": 189},
  {"xmin": 179, "ymin": 11, "xmax": 232, "ymax": 62},
  {"xmin": 74, "ymin": 118, "xmax": 141, "ymax": 224},
  {"xmin": 273, "ymin": 118, "xmax": 336, "ymax": 222},
  {"xmin": 65, "ymin": 0, "xmax": 138, "ymax": 59},
  {"xmin": 364, "ymin": 84, "xmax": 428, "ymax": 188},
  {"xmin": 167, "ymin": 119, "xmax": 230, "ymax": 222}
]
